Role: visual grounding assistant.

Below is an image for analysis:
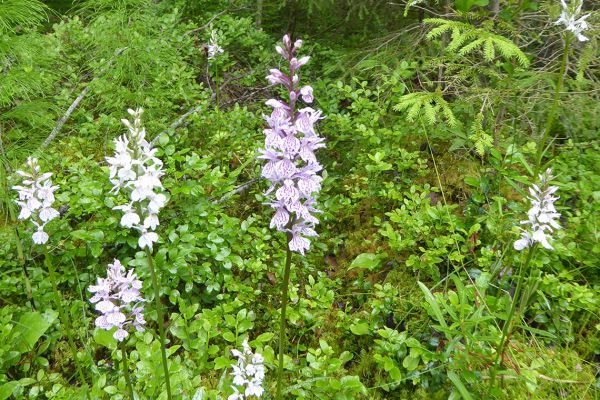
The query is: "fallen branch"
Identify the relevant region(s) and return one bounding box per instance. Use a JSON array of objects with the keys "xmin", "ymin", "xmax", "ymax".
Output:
[
  {"xmin": 39, "ymin": 47, "xmax": 129, "ymax": 150},
  {"xmin": 213, "ymin": 177, "xmax": 259, "ymax": 204},
  {"xmin": 150, "ymin": 103, "xmax": 205, "ymax": 146},
  {"xmin": 40, "ymin": 85, "xmax": 91, "ymax": 149}
]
